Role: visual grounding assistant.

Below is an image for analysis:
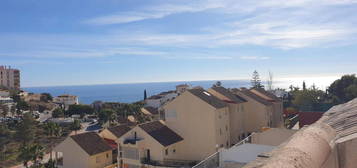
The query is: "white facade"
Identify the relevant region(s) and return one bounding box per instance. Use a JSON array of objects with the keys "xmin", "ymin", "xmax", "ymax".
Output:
[
  {"xmin": 145, "ymin": 92, "xmax": 177, "ymax": 108},
  {"xmin": 0, "ymin": 66, "xmax": 20, "ymax": 90},
  {"xmin": 53, "ymin": 94, "xmax": 79, "ymax": 109},
  {"xmin": 0, "ymin": 90, "xmax": 10, "ymax": 97}
]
